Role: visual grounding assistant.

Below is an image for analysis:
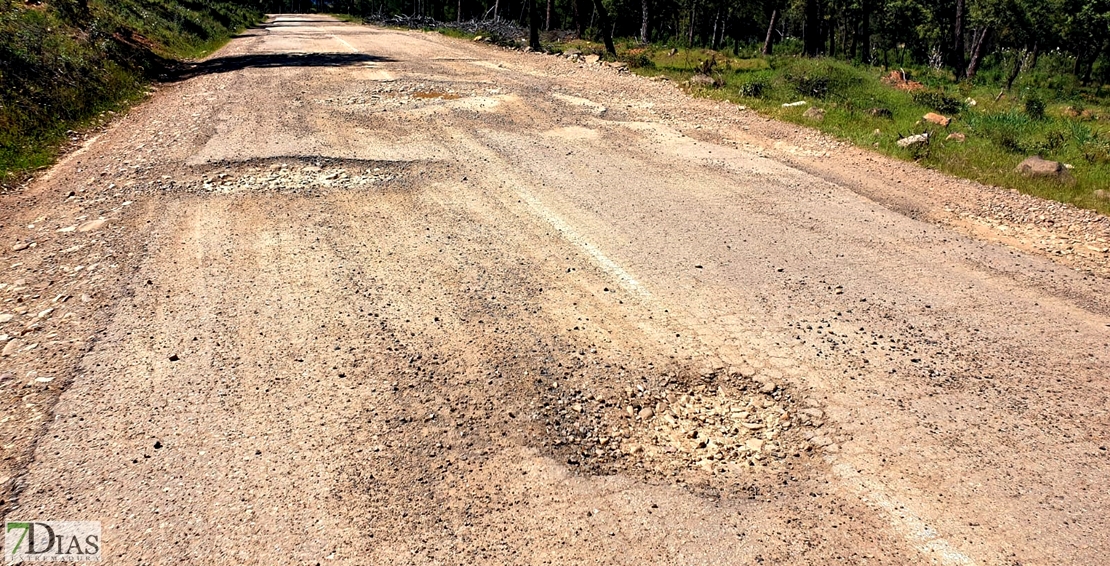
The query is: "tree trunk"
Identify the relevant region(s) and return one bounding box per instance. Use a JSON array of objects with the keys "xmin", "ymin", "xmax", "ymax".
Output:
[
  {"xmin": 951, "ymin": 0, "xmax": 966, "ymax": 73},
  {"xmin": 1005, "ymin": 49, "xmax": 1026, "ymax": 90},
  {"xmin": 572, "ymin": 0, "xmax": 584, "ymax": 38},
  {"xmin": 592, "ymin": 0, "xmax": 616, "ymax": 55},
  {"xmin": 458, "ymin": 0, "xmax": 462, "ymax": 22},
  {"xmin": 493, "ymin": 0, "xmax": 499, "ymax": 20},
  {"xmin": 545, "ymin": 0, "xmax": 552, "ymax": 30},
  {"xmin": 859, "ymin": 0, "xmax": 870, "ymax": 62},
  {"xmin": 762, "ymin": 9, "xmax": 777, "ymax": 55},
  {"xmin": 640, "ymin": 0, "xmax": 650, "ymax": 43},
  {"xmin": 529, "ymin": 0, "xmax": 541, "ymax": 50},
  {"xmin": 965, "ymin": 27, "xmax": 988, "ymax": 79},
  {"xmin": 688, "ymin": 1, "xmax": 696, "ymax": 47},
  {"xmin": 711, "ymin": 8, "xmax": 720, "ymax": 50},
  {"xmin": 803, "ymin": 0, "xmax": 821, "ymax": 56}
]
